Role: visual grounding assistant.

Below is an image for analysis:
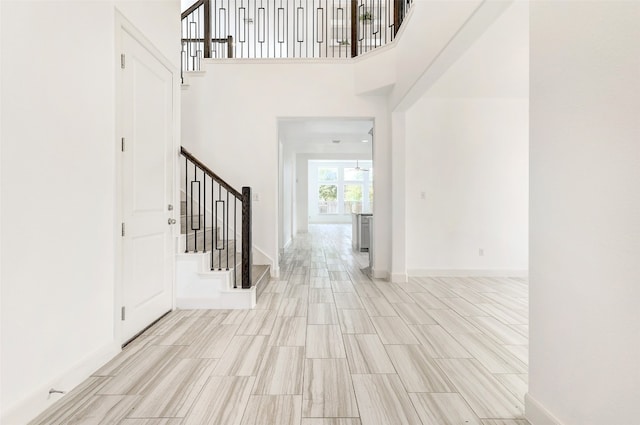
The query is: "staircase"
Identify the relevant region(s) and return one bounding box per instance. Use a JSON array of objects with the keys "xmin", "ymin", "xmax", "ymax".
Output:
[{"xmin": 176, "ymin": 147, "xmax": 270, "ymax": 309}]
